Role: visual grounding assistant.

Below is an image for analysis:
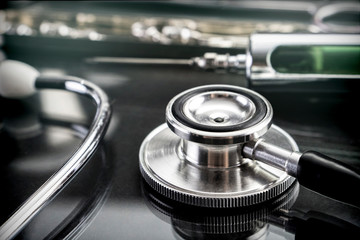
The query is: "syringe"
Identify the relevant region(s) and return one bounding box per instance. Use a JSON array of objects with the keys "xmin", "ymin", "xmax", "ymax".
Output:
[{"xmin": 86, "ymin": 33, "xmax": 360, "ymax": 86}]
